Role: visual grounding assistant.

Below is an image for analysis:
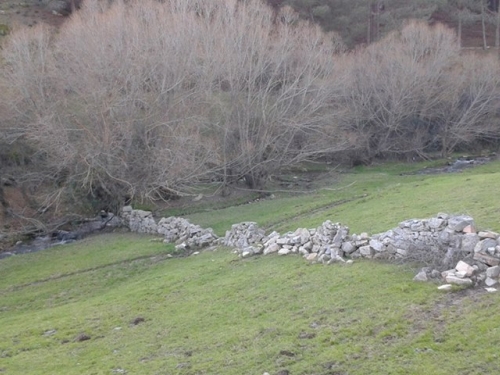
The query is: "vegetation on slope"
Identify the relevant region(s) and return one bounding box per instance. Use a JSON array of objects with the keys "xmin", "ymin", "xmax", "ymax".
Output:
[
  {"xmin": 2, "ymin": 160, "xmax": 500, "ymax": 374},
  {"xmin": 1, "ymin": 0, "xmax": 500, "ymax": 218}
]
